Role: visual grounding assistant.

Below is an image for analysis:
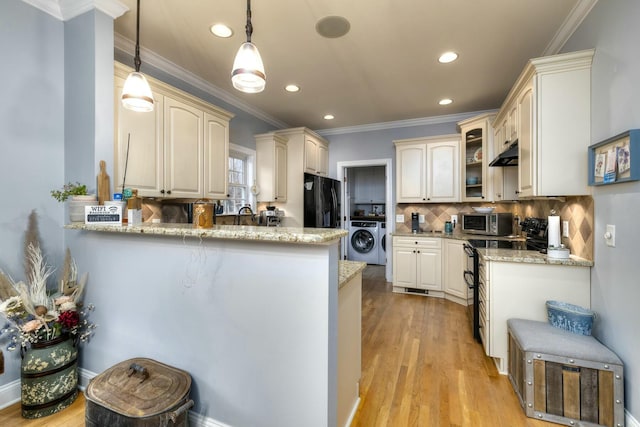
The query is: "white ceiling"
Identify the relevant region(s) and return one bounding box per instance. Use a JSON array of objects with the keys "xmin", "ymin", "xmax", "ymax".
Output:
[{"xmin": 111, "ymin": 0, "xmax": 596, "ymax": 132}]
